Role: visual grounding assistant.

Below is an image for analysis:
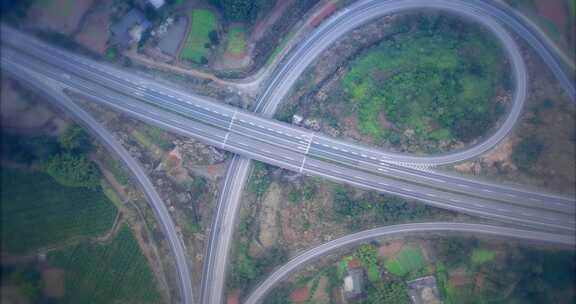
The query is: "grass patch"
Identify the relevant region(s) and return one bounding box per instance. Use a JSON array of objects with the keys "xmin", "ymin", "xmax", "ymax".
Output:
[
  {"xmin": 101, "ymin": 180, "xmax": 124, "ymax": 209},
  {"xmin": 47, "ymin": 225, "xmax": 161, "ymax": 304},
  {"xmin": 227, "ymin": 25, "xmax": 246, "ymax": 55},
  {"xmin": 131, "ymin": 129, "xmax": 164, "ymax": 159},
  {"xmin": 181, "ymin": 9, "xmax": 217, "ymax": 63},
  {"xmin": 1, "ymin": 168, "xmax": 117, "ymax": 254},
  {"xmin": 341, "ymin": 14, "xmax": 505, "ymax": 148},
  {"xmin": 385, "ymin": 245, "xmax": 425, "ymax": 277},
  {"xmin": 470, "ymin": 249, "xmax": 496, "ymax": 265}
]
